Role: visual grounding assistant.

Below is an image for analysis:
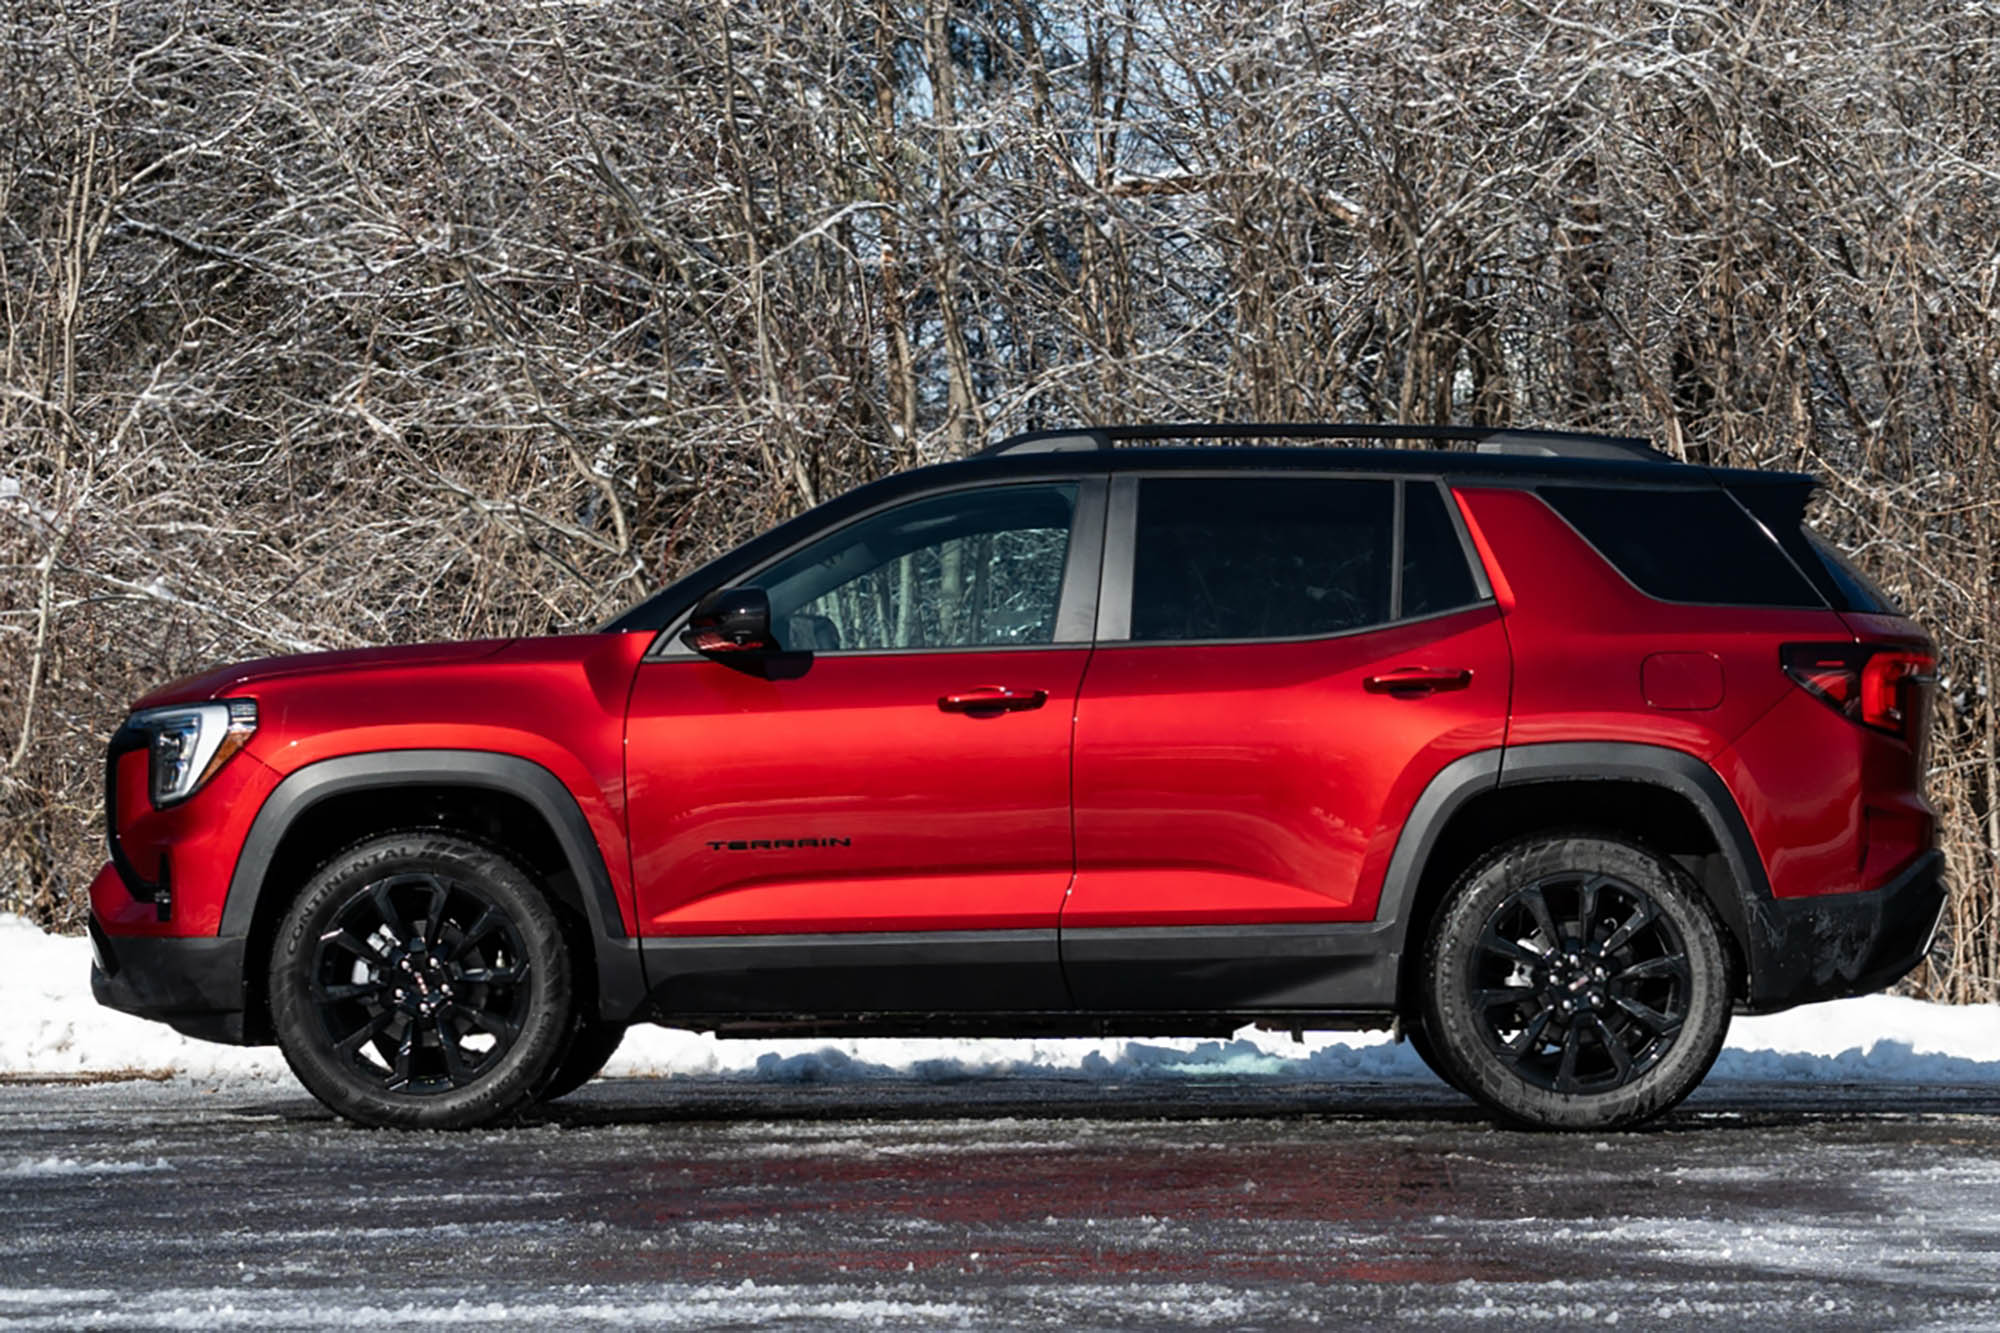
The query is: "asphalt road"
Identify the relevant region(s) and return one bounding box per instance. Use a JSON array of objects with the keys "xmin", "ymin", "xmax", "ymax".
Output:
[{"xmin": 5, "ymin": 1075, "xmax": 2000, "ymax": 1330}]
